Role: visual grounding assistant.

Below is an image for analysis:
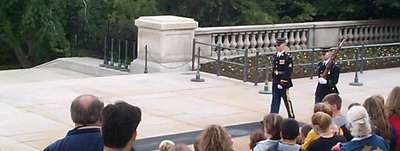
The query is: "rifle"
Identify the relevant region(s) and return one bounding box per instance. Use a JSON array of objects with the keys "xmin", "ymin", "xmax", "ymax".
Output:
[{"xmin": 321, "ymin": 38, "xmax": 346, "ymax": 79}]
